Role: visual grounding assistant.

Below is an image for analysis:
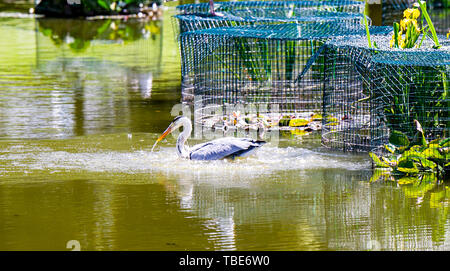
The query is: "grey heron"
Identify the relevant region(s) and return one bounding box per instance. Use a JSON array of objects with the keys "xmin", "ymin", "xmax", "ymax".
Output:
[{"xmin": 153, "ymin": 116, "xmax": 266, "ymax": 160}]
